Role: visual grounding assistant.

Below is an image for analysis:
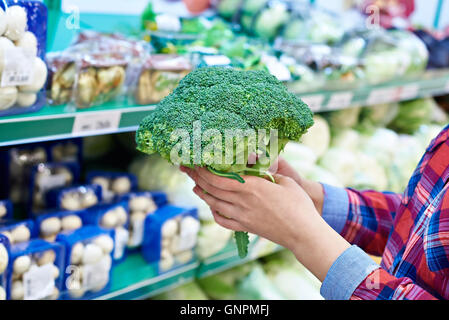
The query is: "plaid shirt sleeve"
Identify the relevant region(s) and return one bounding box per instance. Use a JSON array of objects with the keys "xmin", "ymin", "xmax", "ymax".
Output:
[{"xmin": 321, "ymin": 184, "xmax": 402, "ymax": 256}]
